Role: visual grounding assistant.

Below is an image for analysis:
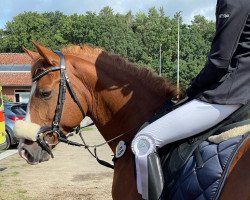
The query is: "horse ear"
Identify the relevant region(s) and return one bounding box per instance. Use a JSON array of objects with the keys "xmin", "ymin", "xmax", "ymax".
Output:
[
  {"xmin": 32, "ymin": 41, "xmax": 59, "ymax": 66},
  {"xmin": 23, "ymin": 47, "xmax": 40, "ymax": 61}
]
